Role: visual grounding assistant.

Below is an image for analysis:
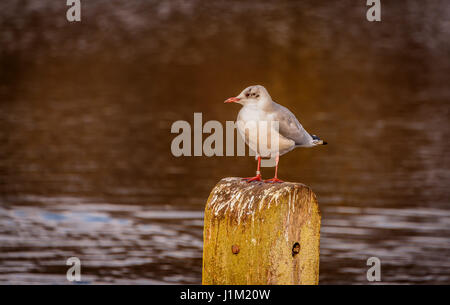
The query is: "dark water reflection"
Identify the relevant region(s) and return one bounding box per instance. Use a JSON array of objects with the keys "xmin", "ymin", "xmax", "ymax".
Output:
[{"xmin": 0, "ymin": 0, "xmax": 449, "ymax": 284}]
